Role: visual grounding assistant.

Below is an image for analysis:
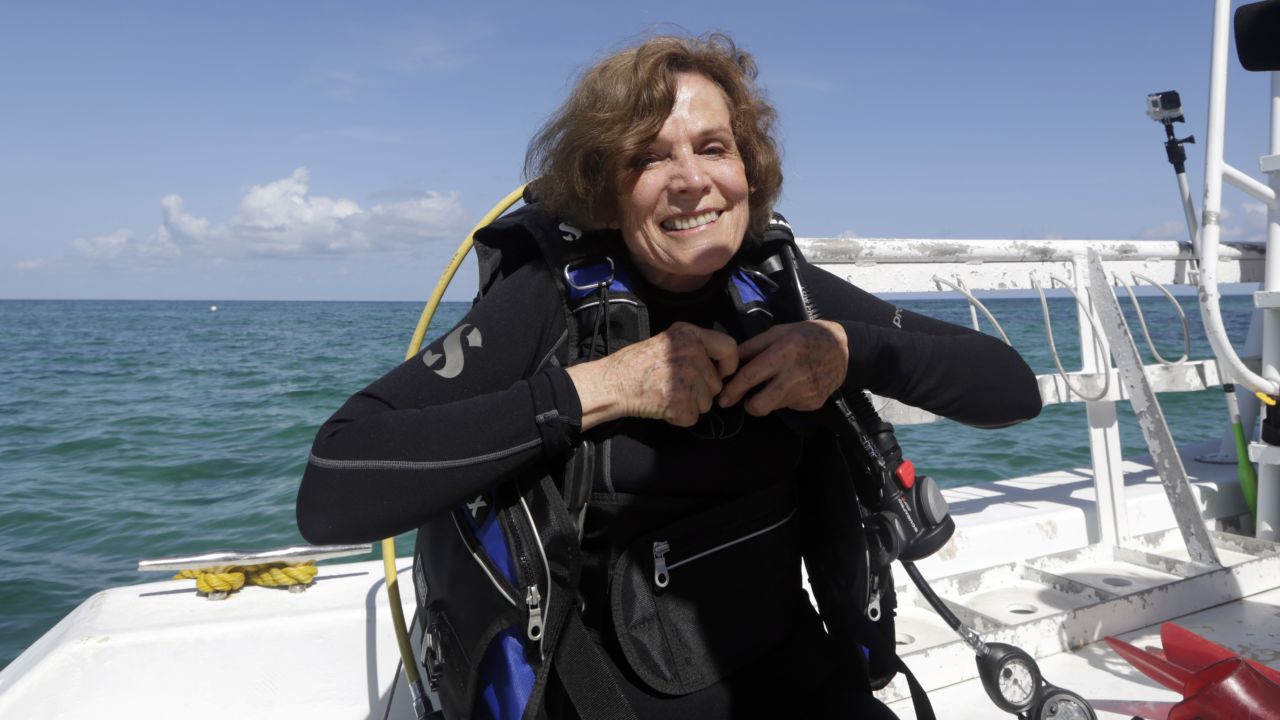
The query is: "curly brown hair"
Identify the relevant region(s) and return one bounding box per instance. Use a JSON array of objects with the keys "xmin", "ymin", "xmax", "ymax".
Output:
[{"xmin": 524, "ymin": 33, "xmax": 782, "ymax": 236}]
